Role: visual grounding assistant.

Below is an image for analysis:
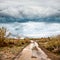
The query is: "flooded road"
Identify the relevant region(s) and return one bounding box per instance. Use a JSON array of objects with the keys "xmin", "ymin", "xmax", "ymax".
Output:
[{"xmin": 14, "ymin": 41, "xmax": 51, "ymax": 60}]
